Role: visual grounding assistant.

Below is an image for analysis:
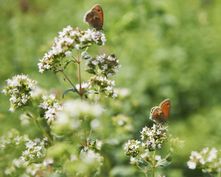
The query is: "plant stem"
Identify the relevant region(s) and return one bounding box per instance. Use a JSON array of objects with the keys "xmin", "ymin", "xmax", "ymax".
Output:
[
  {"xmin": 136, "ymin": 164, "xmax": 148, "ymax": 177},
  {"xmin": 77, "ymin": 55, "xmax": 83, "ymax": 99},
  {"xmin": 27, "ymin": 113, "xmax": 53, "ymax": 144},
  {"xmin": 152, "ymin": 151, "xmax": 156, "ymax": 177},
  {"xmin": 60, "ymin": 70, "xmax": 79, "ymax": 94}
]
